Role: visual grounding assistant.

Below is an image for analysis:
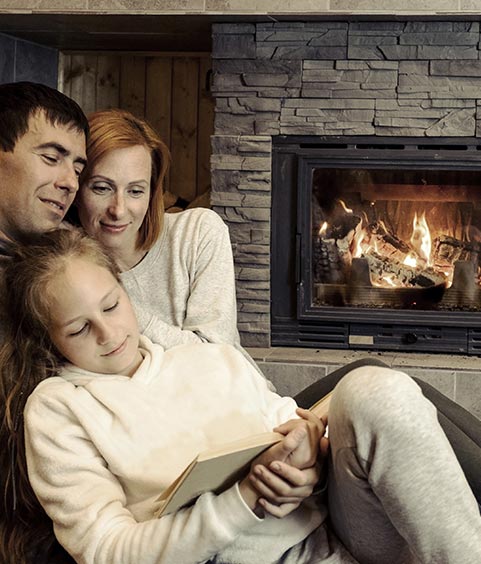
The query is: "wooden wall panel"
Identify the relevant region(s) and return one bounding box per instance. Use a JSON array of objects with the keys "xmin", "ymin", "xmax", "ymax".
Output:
[
  {"xmin": 96, "ymin": 55, "xmax": 120, "ymax": 109},
  {"xmin": 197, "ymin": 58, "xmax": 214, "ymax": 199},
  {"xmin": 145, "ymin": 57, "xmax": 173, "ymax": 193},
  {"xmin": 59, "ymin": 52, "xmax": 213, "ymax": 203},
  {"xmin": 119, "ymin": 55, "xmax": 146, "ymax": 118},
  {"xmin": 170, "ymin": 58, "xmax": 199, "ymax": 202}
]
